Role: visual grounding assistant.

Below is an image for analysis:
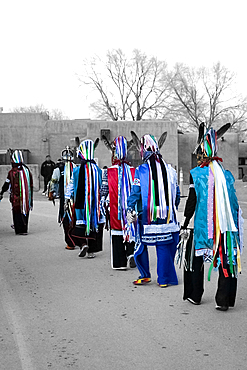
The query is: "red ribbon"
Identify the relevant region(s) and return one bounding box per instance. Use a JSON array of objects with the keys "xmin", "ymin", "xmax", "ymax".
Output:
[
  {"xmin": 200, "ymin": 156, "xmax": 223, "ymax": 168},
  {"xmin": 112, "ymin": 158, "xmax": 131, "ymax": 166}
]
